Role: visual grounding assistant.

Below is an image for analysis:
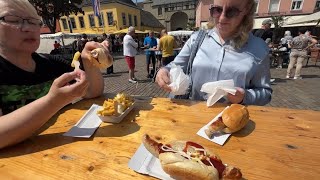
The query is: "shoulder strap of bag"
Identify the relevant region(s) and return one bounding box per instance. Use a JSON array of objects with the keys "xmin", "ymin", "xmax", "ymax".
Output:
[
  {"xmin": 184, "ymin": 30, "xmax": 207, "ymax": 99},
  {"xmin": 186, "ymin": 29, "xmax": 207, "ymax": 75}
]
